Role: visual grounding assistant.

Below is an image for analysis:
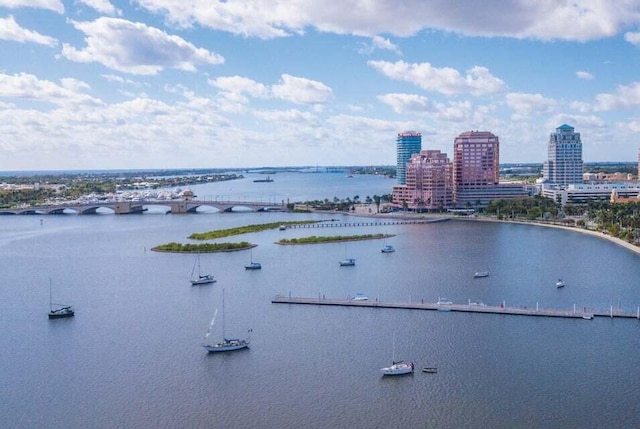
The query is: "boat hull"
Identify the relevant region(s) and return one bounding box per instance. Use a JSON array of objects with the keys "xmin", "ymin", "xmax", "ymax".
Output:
[
  {"xmin": 203, "ymin": 340, "xmax": 249, "ymax": 352},
  {"xmin": 245, "ymin": 263, "xmax": 262, "ymax": 270},
  {"xmin": 381, "ymin": 362, "xmax": 414, "ymax": 375},
  {"xmin": 191, "ymin": 277, "xmax": 216, "ymax": 286},
  {"xmin": 48, "ymin": 308, "xmax": 74, "ymax": 319}
]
